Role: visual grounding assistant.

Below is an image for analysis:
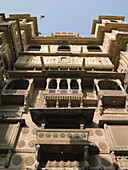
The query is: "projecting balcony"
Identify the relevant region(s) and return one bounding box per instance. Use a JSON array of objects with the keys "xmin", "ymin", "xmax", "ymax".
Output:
[
  {"xmin": 35, "ymin": 129, "xmax": 99, "ymax": 169},
  {"xmin": 1, "ymin": 79, "xmax": 34, "ymax": 109},
  {"xmin": 94, "ymin": 79, "xmax": 127, "ymax": 107}
]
